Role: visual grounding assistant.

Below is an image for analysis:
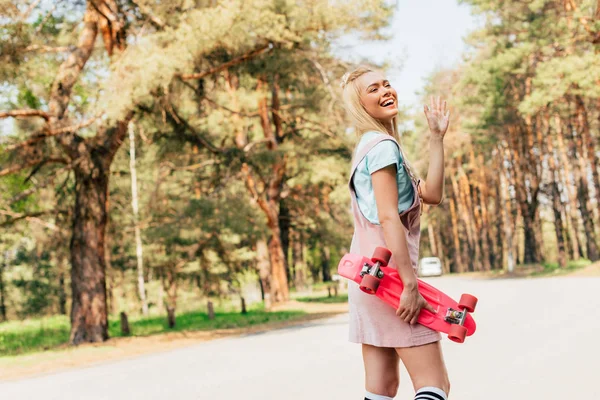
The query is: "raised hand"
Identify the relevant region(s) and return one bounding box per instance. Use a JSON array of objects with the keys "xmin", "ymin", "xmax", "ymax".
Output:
[{"xmin": 424, "ymin": 96, "xmax": 450, "ymax": 139}]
